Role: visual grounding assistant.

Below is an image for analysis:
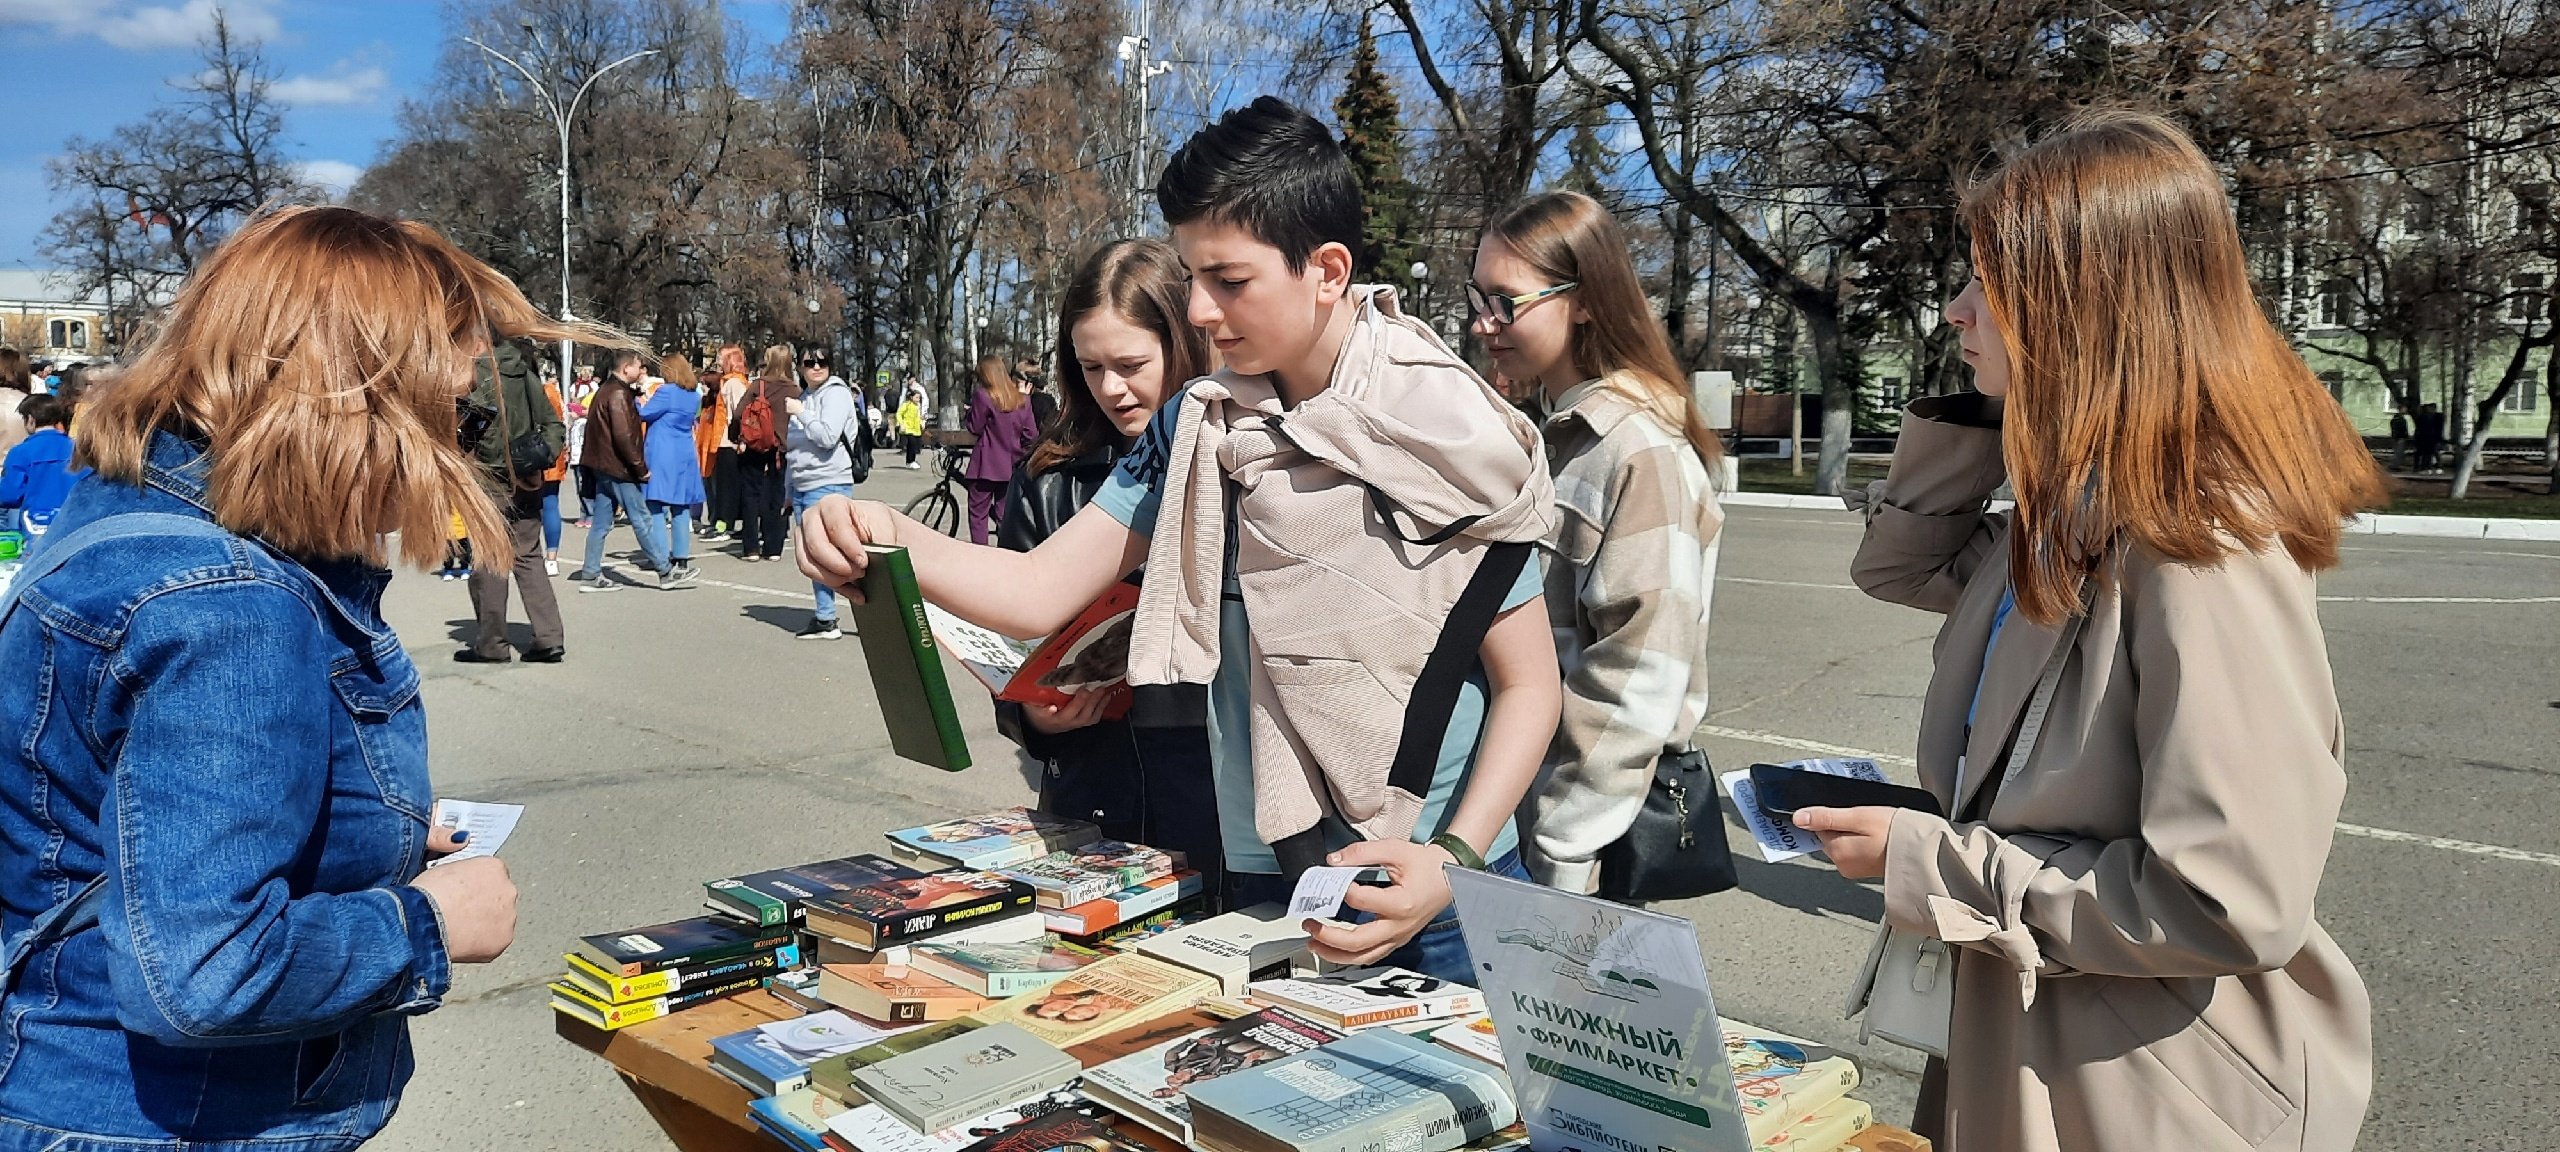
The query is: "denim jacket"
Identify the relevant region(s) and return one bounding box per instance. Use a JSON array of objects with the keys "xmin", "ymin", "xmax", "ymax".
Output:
[{"xmin": 0, "ymin": 431, "xmax": 450, "ymax": 1152}]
